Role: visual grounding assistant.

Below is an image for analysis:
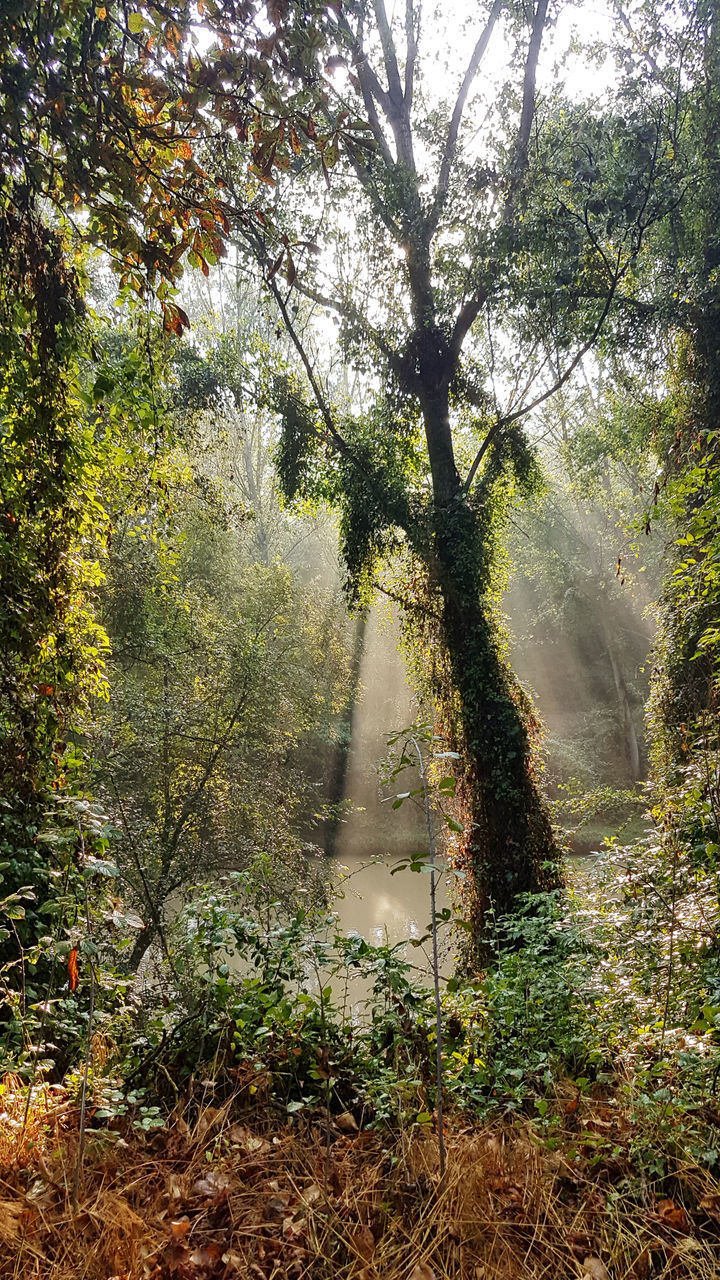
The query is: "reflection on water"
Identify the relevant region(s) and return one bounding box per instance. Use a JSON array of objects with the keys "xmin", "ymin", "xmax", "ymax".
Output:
[
  {"xmin": 328, "ymin": 852, "xmax": 454, "ymax": 991},
  {"xmin": 331, "ymin": 853, "xmax": 446, "ymax": 947}
]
